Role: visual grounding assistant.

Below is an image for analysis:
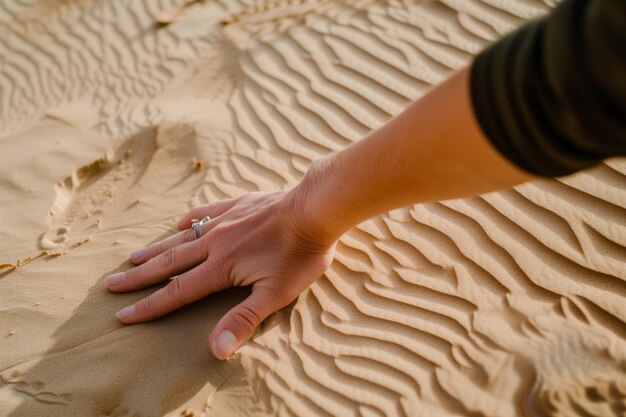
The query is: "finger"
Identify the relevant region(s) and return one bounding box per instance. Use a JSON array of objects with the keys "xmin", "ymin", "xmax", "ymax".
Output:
[
  {"xmin": 115, "ymin": 258, "xmax": 229, "ymax": 324},
  {"xmin": 177, "ymin": 197, "xmax": 239, "ymax": 230},
  {"xmin": 107, "ymin": 239, "xmax": 206, "ymax": 292},
  {"xmin": 209, "ymin": 286, "xmax": 293, "ymax": 360},
  {"xmin": 129, "ymin": 227, "xmax": 198, "ymax": 265},
  {"xmin": 129, "ymin": 218, "xmax": 217, "ymax": 265}
]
